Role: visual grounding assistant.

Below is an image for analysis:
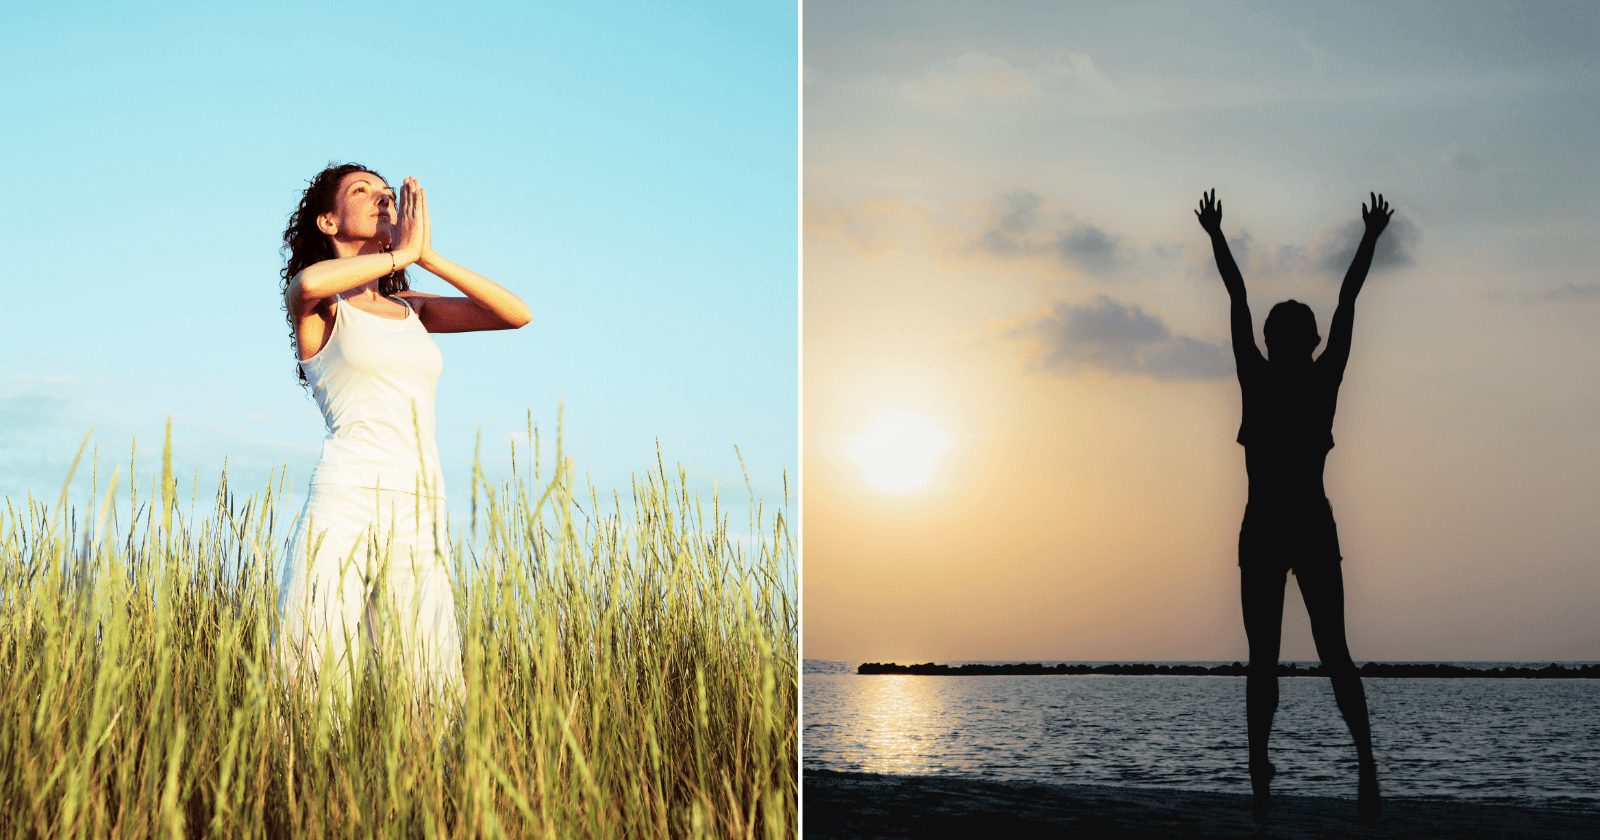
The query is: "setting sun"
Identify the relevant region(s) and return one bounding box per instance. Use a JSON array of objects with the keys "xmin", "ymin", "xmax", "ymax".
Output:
[{"xmin": 848, "ymin": 411, "xmax": 949, "ymax": 493}]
